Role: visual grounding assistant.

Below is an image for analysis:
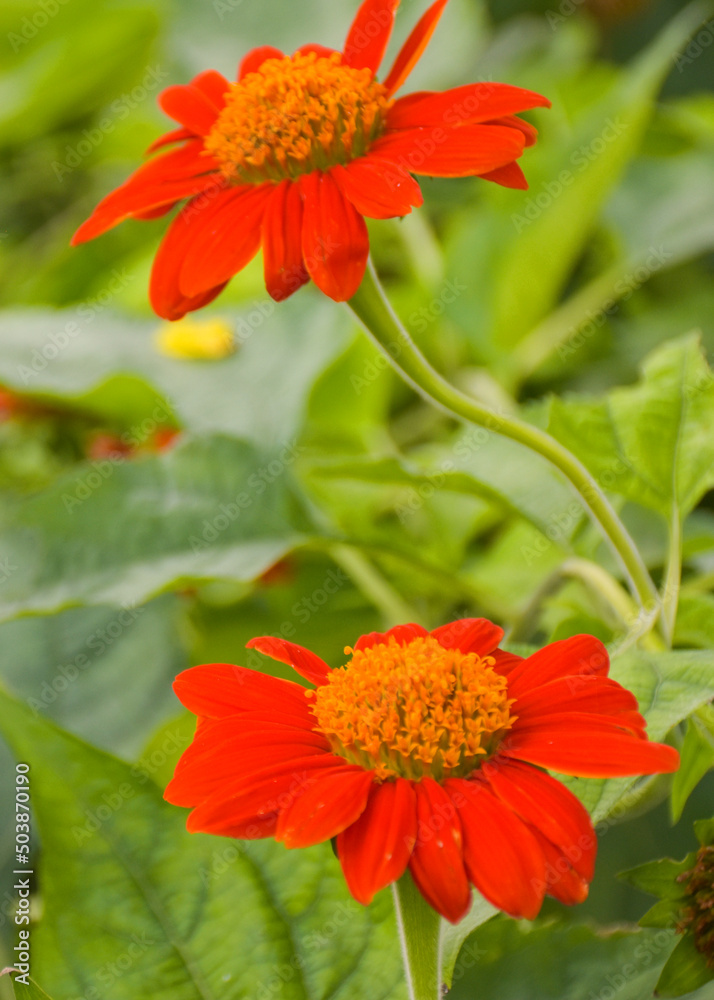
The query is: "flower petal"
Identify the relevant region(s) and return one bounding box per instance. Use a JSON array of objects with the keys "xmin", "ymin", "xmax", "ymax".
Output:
[
  {"xmin": 506, "ymin": 634, "xmax": 610, "ymax": 700},
  {"xmin": 383, "ymin": 0, "xmax": 449, "ymax": 96},
  {"xmin": 529, "ymin": 827, "xmax": 589, "ymax": 905},
  {"xmin": 353, "ymin": 623, "xmax": 429, "ymax": 652},
  {"xmin": 408, "ymin": 778, "xmax": 471, "ymax": 923},
  {"xmin": 487, "ymin": 114, "xmax": 539, "ymax": 147},
  {"xmin": 159, "ymin": 84, "xmax": 222, "ymax": 135},
  {"xmin": 178, "ymin": 184, "xmax": 273, "ymax": 297},
  {"xmin": 146, "ymin": 127, "xmax": 194, "ymax": 154},
  {"xmin": 181, "ymin": 755, "xmax": 345, "ymax": 834},
  {"xmin": 343, "ymin": 0, "xmax": 400, "ymax": 72},
  {"xmin": 386, "ymin": 84, "xmax": 550, "ymax": 129},
  {"xmin": 491, "ymin": 649, "xmax": 524, "ymax": 675},
  {"xmin": 191, "ymin": 69, "xmax": 231, "ymax": 108},
  {"xmin": 300, "ymin": 171, "xmax": 369, "ymax": 301},
  {"xmin": 337, "ymin": 779, "xmax": 417, "ymax": 904},
  {"xmin": 262, "ymin": 180, "xmax": 310, "ymax": 301},
  {"xmin": 173, "ymin": 662, "xmax": 312, "ymax": 718},
  {"xmin": 276, "ymin": 766, "xmax": 374, "ymax": 847},
  {"xmin": 506, "ymin": 724, "xmax": 680, "ymax": 778},
  {"xmin": 483, "ymin": 758, "xmax": 595, "ymax": 881},
  {"xmin": 246, "ymin": 636, "xmax": 332, "ymax": 686},
  {"xmin": 149, "ymin": 199, "xmax": 230, "ymax": 320},
  {"xmin": 71, "ymin": 141, "xmax": 221, "ymax": 244},
  {"xmin": 446, "ymin": 777, "xmax": 546, "ymax": 919},
  {"xmin": 369, "ymin": 124, "xmax": 526, "ymax": 177},
  {"xmin": 168, "ymin": 731, "xmax": 331, "ymax": 806},
  {"xmin": 331, "ymin": 159, "xmax": 422, "ymax": 219},
  {"xmin": 430, "ymin": 618, "xmax": 504, "ymax": 656},
  {"xmin": 513, "ymin": 675, "xmax": 640, "ymax": 725},
  {"xmin": 294, "ymin": 44, "xmax": 340, "ymax": 59},
  {"xmin": 239, "ymin": 46, "xmax": 284, "ymax": 79},
  {"xmin": 479, "ymin": 161, "xmax": 528, "ymax": 190}
]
